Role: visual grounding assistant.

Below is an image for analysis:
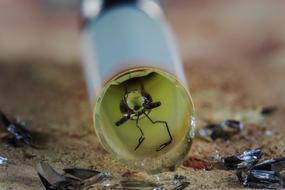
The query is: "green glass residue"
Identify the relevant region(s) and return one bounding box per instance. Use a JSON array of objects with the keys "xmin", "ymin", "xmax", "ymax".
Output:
[{"xmin": 94, "ymin": 68, "xmax": 195, "ymax": 172}]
